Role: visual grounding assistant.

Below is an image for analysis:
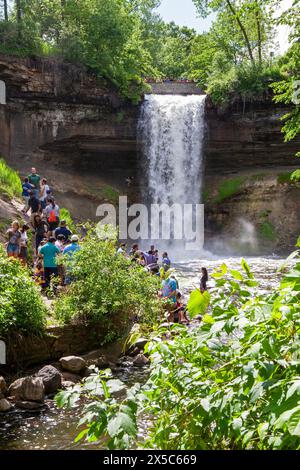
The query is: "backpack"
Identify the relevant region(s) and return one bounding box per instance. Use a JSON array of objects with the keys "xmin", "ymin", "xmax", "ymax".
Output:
[{"xmin": 48, "ymin": 209, "xmax": 57, "ymax": 223}]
